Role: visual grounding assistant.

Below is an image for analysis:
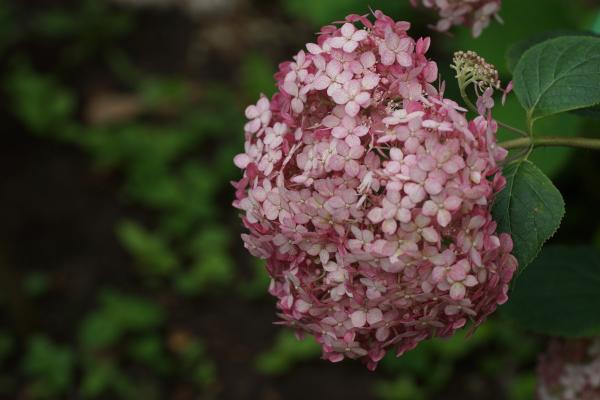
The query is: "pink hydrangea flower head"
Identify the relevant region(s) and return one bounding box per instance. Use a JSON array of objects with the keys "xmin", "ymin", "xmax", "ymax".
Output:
[
  {"xmin": 411, "ymin": 0, "xmax": 502, "ymax": 37},
  {"xmin": 537, "ymin": 338, "xmax": 600, "ymax": 400},
  {"xmin": 233, "ymin": 10, "xmax": 516, "ymax": 370}
]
